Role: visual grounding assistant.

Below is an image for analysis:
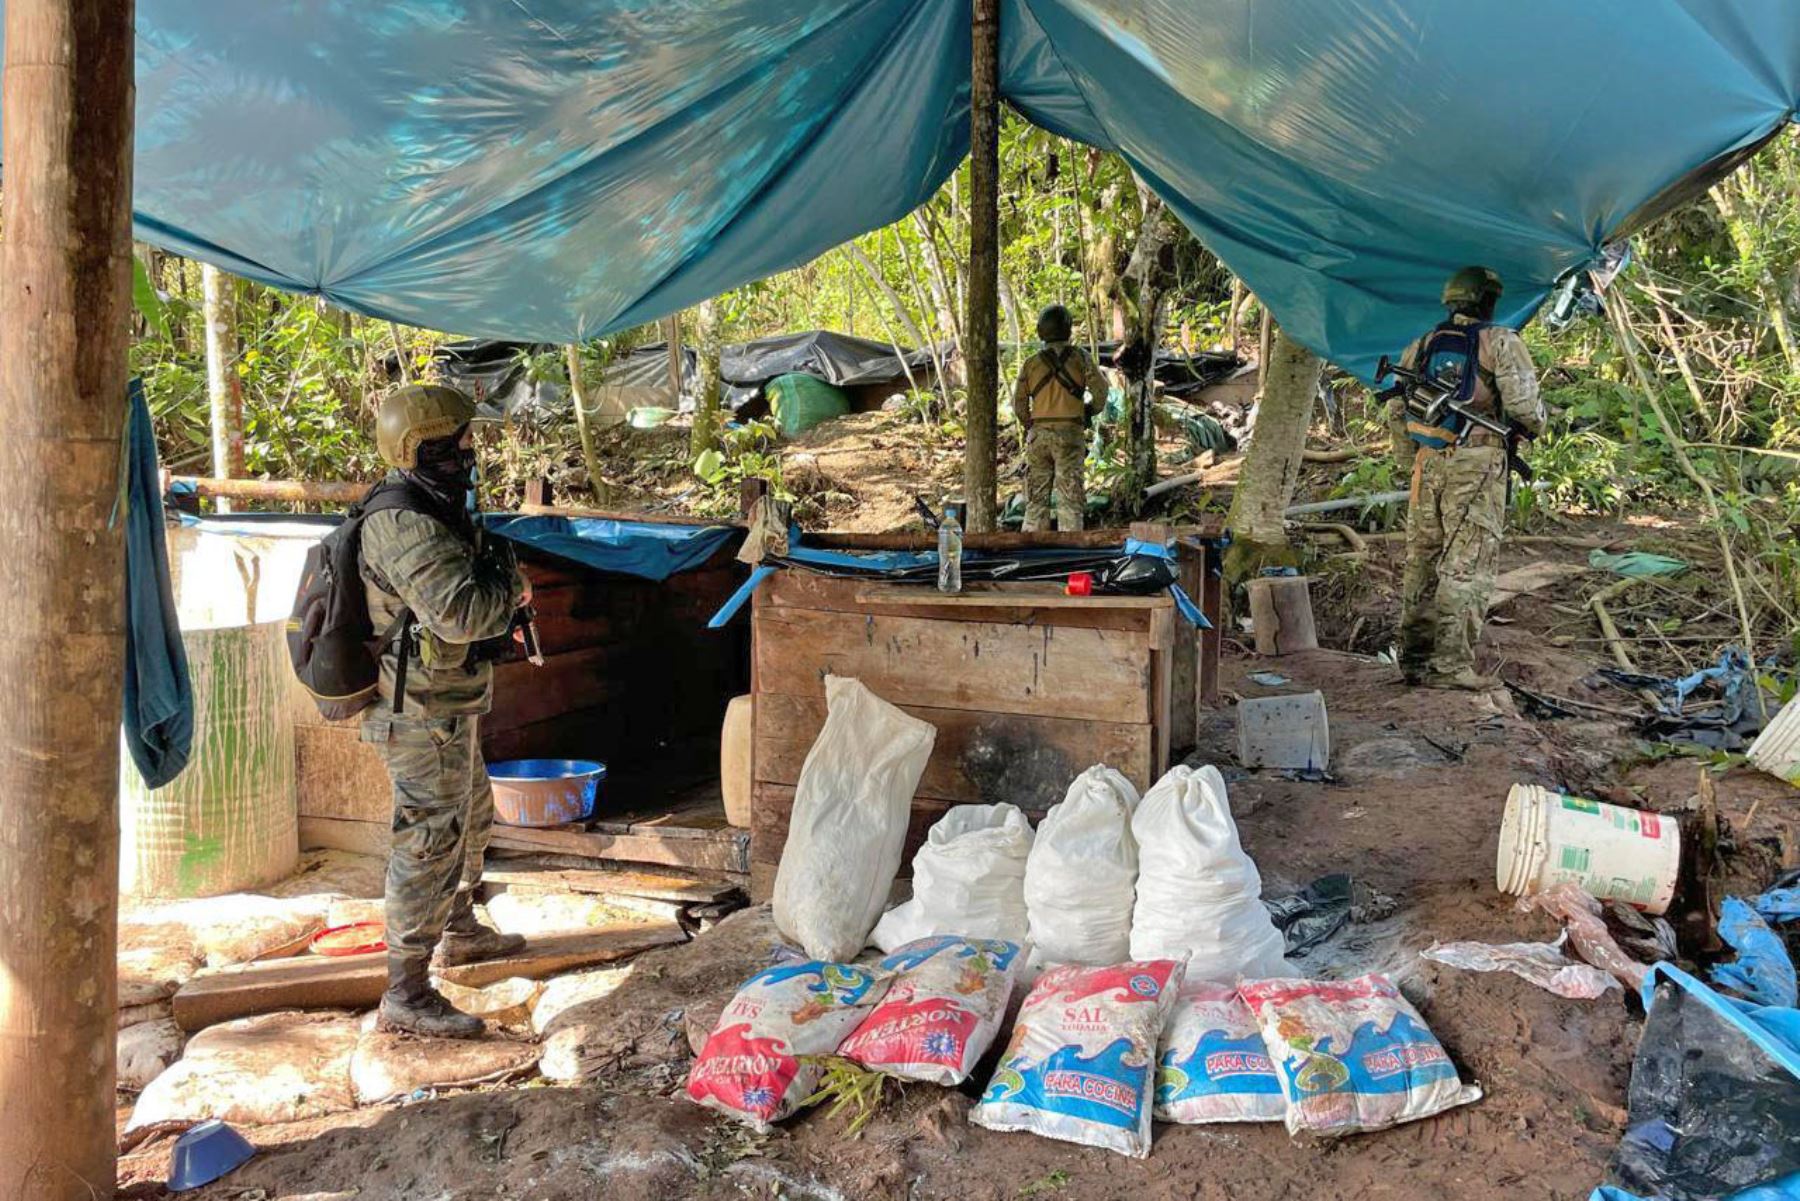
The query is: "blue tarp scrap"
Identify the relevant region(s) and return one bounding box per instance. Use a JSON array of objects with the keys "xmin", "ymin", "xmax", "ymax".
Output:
[
  {"xmin": 1, "ymin": 3, "xmax": 1796, "ymax": 372},
  {"xmin": 1714, "ymin": 896, "xmax": 1799, "ymax": 1010},
  {"xmin": 120, "ymin": 378, "xmax": 193, "ymax": 789},
  {"xmin": 479, "ymin": 515, "xmax": 740, "ymax": 583}
]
